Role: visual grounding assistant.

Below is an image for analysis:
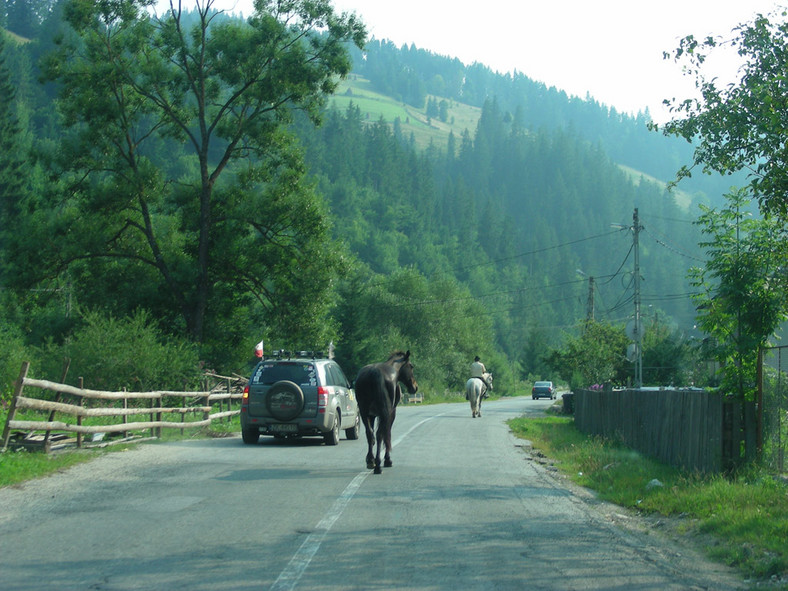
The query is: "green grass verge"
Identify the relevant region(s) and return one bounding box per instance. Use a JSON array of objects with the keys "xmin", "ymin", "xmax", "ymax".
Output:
[
  {"xmin": 508, "ymin": 415, "xmax": 788, "ymax": 585},
  {"xmin": 0, "ymin": 447, "xmax": 105, "ymax": 488},
  {"xmin": 0, "ymin": 410, "xmax": 241, "ymax": 488}
]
